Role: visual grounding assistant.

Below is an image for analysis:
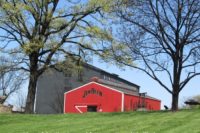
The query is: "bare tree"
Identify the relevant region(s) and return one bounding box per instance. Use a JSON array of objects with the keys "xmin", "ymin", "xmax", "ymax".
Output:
[
  {"xmin": 16, "ymin": 90, "xmax": 26, "ymax": 110},
  {"xmin": 0, "ymin": 57, "xmax": 25, "ymax": 104},
  {"xmin": 0, "ymin": 0, "xmax": 113, "ymax": 113},
  {"xmin": 111, "ymin": 0, "xmax": 200, "ymax": 111}
]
